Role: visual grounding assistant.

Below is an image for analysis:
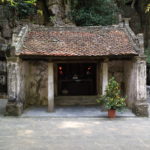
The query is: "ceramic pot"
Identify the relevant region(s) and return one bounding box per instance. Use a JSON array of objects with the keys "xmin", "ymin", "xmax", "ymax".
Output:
[{"xmin": 108, "ymin": 109, "xmax": 116, "ymax": 118}]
